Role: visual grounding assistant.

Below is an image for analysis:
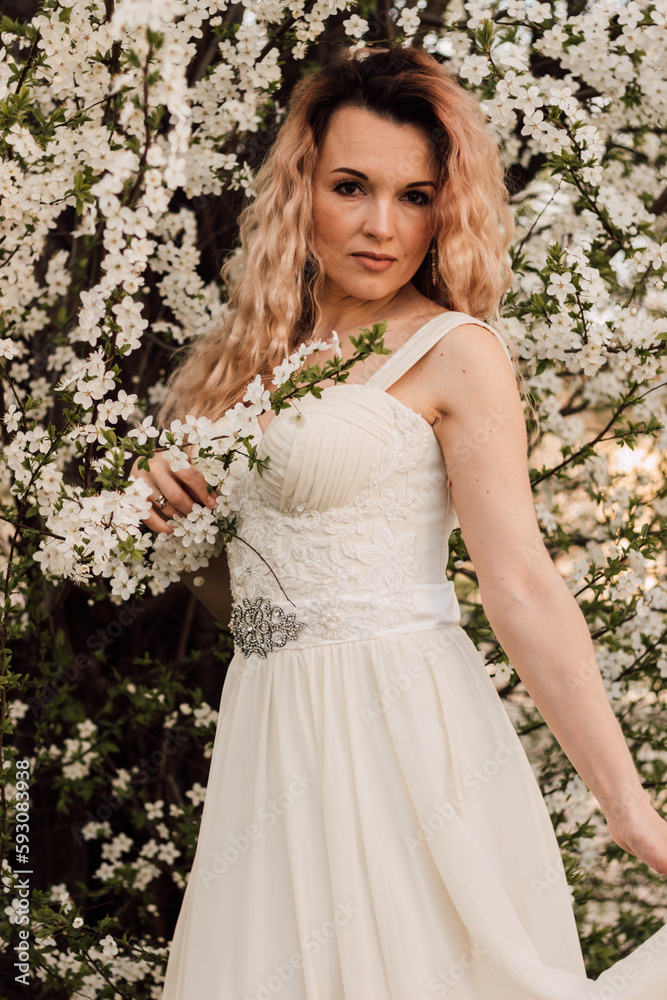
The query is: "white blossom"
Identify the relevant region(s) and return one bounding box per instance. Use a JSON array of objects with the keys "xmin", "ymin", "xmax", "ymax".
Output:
[{"xmin": 342, "ymin": 15, "xmax": 368, "ymax": 40}]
